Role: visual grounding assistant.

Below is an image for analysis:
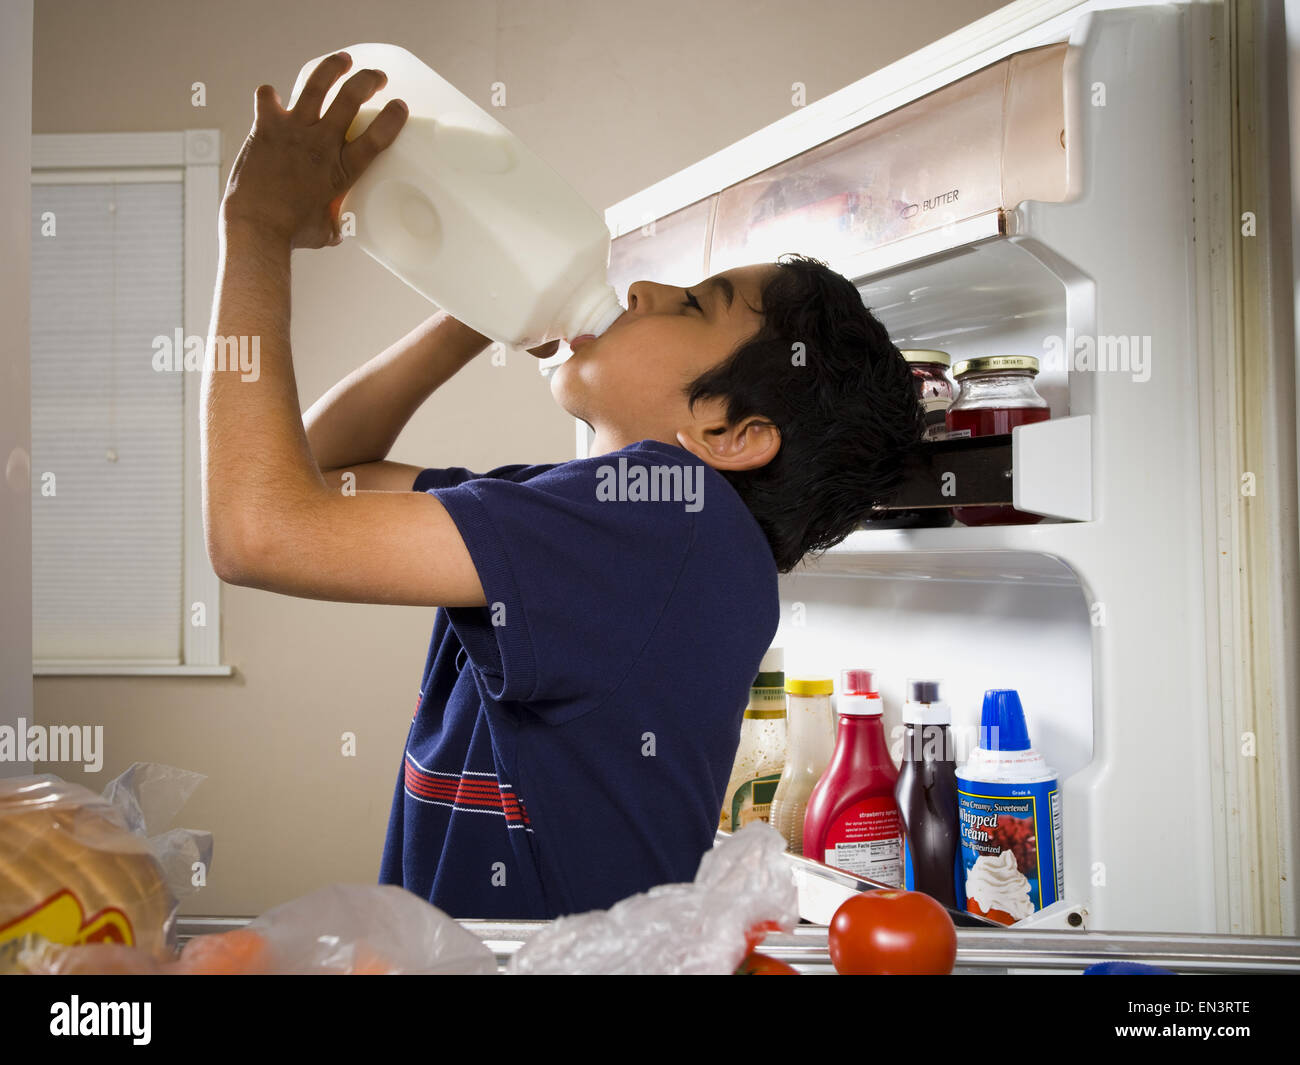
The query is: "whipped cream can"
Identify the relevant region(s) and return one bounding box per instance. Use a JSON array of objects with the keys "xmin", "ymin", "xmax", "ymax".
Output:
[{"xmin": 955, "ymin": 690, "xmax": 1064, "ymax": 925}]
